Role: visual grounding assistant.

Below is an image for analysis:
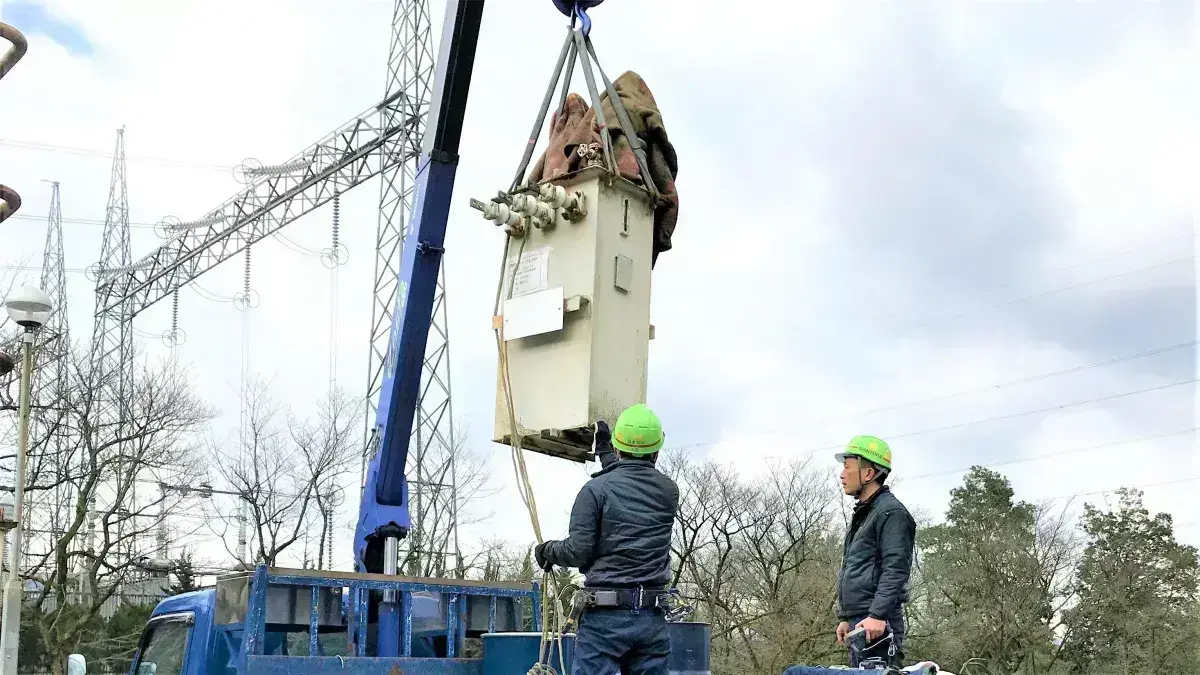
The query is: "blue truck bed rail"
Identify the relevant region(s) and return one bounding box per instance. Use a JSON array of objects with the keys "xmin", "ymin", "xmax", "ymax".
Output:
[{"xmin": 233, "ymin": 565, "xmax": 541, "ymax": 670}]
